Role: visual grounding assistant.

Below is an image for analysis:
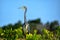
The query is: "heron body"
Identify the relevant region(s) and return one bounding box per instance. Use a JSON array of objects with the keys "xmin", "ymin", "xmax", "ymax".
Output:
[{"xmin": 19, "ymin": 6, "xmax": 30, "ymax": 34}]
